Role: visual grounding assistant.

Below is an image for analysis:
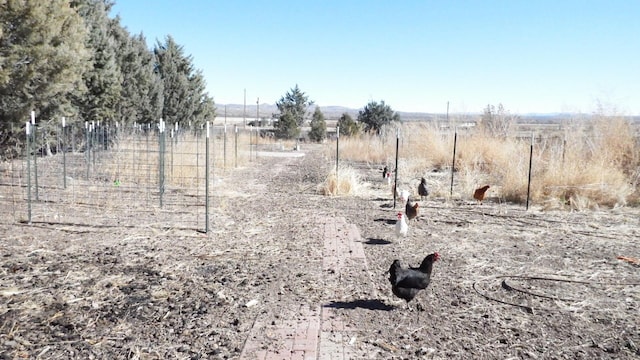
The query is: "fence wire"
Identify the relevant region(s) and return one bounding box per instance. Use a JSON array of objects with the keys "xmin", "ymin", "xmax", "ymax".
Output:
[{"xmin": 0, "ymin": 121, "xmax": 251, "ymax": 233}]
